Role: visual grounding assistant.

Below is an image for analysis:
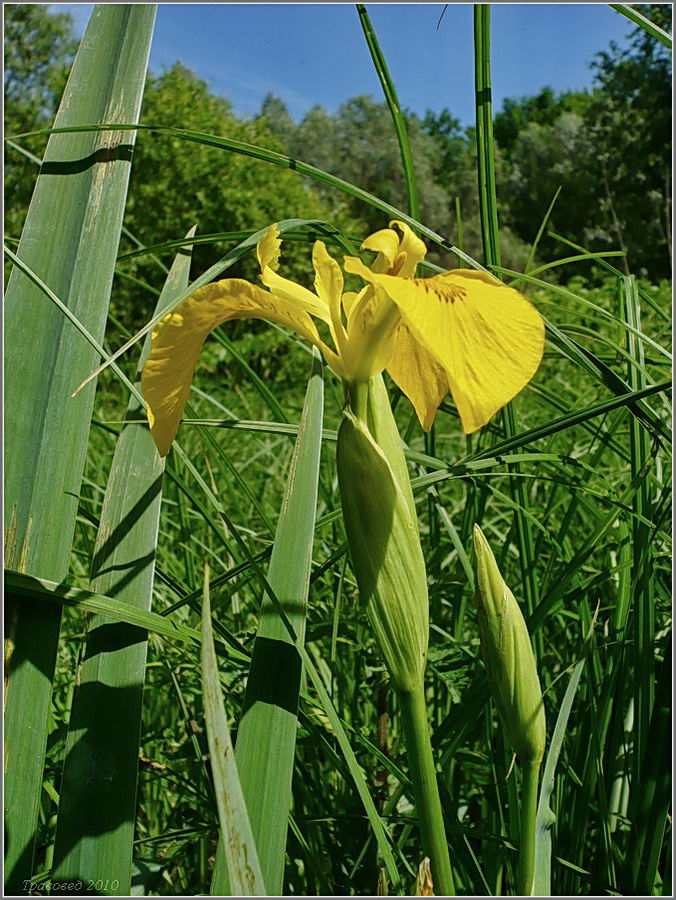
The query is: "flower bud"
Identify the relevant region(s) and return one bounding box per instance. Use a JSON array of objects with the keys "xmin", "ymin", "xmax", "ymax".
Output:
[
  {"xmin": 336, "ymin": 376, "xmax": 428, "ymax": 693},
  {"xmin": 472, "ymin": 524, "xmax": 546, "ymax": 763}
]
